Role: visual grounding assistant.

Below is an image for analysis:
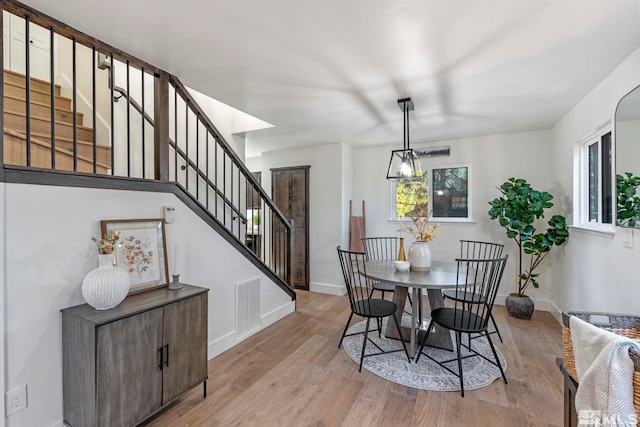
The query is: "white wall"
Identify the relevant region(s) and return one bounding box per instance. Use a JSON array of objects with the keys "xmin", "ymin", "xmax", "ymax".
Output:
[
  {"xmin": 259, "ymin": 143, "xmax": 347, "ymax": 295},
  {"xmin": 550, "ymin": 46, "xmax": 640, "ymax": 319},
  {"xmin": 352, "ymin": 130, "xmax": 558, "ymax": 307},
  {"xmin": 0, "ymin": 183, "xmax": 6, "ymax": 423},
  {"xmin": 341, "ymin": 144, "xmax": 354, "ymax": 248},
  {"xmin": 187, "ymin": 87, "xmax": 246, "ymax": 159},
  {"xmin": 2, "ymin": 183, "xmax": 293, "ymax": 427}
]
